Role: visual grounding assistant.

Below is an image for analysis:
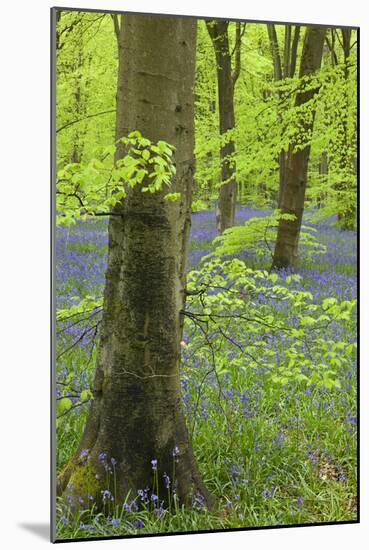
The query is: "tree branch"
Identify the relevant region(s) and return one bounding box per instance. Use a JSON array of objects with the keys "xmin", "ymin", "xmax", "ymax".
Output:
[
  {"xmin": 111, "ymin": 14, "xmax": 120, "ymax": 42},
  {"xmin": 231, "ymin": 22, "xmax": 245, "ymax": 88},
  {"xmin": 325, "ymin": 33, "xmax": 338, "ymax": 66},
  {"xmin": 56, "ymin": 109, "xmax": 116, "ymax": 133}
]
